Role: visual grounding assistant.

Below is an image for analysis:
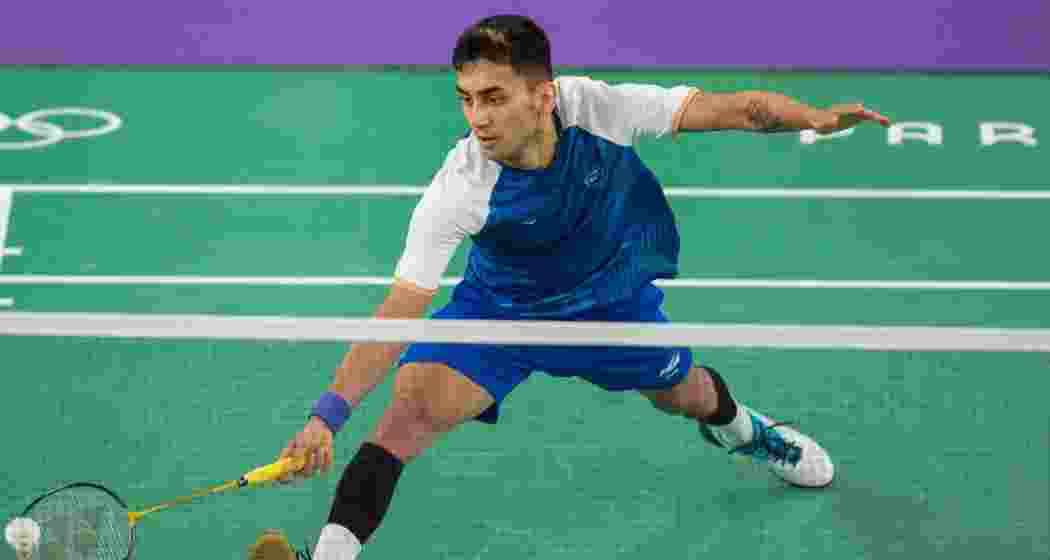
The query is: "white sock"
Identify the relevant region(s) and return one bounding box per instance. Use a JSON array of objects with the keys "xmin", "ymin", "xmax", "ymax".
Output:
[
  {"xmin": 312, "ymin": 523, "xmax": 362, "ymax": 560},
  {"xmin": 708, "ymin": 402, "xmax": 755, "ymax": 448}
]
